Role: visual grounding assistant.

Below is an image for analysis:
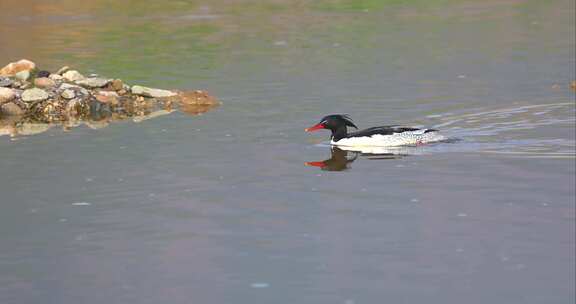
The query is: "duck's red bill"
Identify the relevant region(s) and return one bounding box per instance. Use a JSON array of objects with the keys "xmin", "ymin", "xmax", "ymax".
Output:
[
  {"xmin": 305, "ymin": 161, "xmax": 326, "ymax": 168},
  {"xmin": 305, "ymin": 123, "xmax": 325, "ymax": 132}
]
